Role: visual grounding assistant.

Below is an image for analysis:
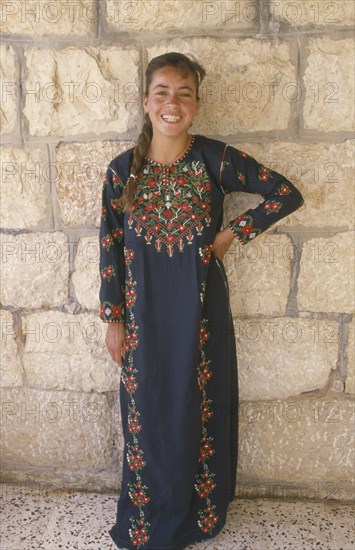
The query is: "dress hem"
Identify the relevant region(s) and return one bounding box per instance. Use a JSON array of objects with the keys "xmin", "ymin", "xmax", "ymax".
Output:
[{"xmin": 108, "ymin": 511, "xmax": 227, "ymax": 550}]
